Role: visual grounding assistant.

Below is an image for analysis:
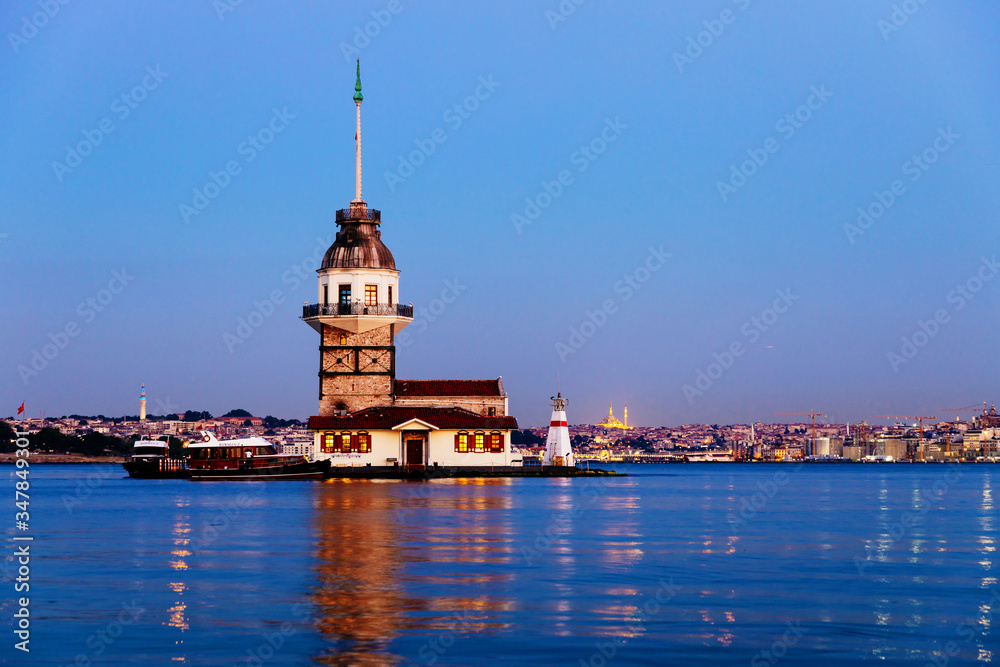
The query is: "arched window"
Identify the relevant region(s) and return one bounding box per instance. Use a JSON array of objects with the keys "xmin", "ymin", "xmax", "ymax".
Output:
[
  {"xmin": 489, "ymin": 431, "xmax": 504, "ymax": 453},
  {"xmin": 341, "ymin": 431, "xmax": 353, "ymax": 453},
  {"xmin": 455, "ymin": 431, "xmax": 469, "ymax": 453},
  {"xmin": 323, "ymin": 433, "xmax": 336, "ymax": 453},
  {"xmin": 357, "ymin": 431, "xmax": 370, "ymax": 453},
  {"xmin": 473, "ymin": 432, "xmax": 486, "ymax": 453}
]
